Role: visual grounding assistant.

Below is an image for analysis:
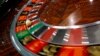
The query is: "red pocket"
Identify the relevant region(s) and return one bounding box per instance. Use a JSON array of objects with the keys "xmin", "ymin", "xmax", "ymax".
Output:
[
  {"xmin": 15, "ymin": 25, "xmax": 27, "ymax": 33},
  {"xmin": 56, "ymin": 46, "xmax": 88, "ymax": 56},
  {"xmin": 25, "ymin": 39, "xmax": 47, "ymax": 53}
]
